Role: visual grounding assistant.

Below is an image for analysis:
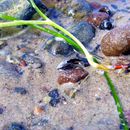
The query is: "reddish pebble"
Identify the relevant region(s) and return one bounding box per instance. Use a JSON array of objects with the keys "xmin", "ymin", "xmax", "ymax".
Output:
[
  {"xmin": 34, "ymin": 106, "xmax": 44, "ymax": 115},
  {"xmin": 20, "ymin": 47, "xmax": 27, "ymax": 53},
  {"xmin": 19, "ymin": 60, "xmax": 27, "ymax": 67},
  {"xmin": 86, "ymin": 12, "xmax": 109, "ymax": 27},
  {"xmin": 57, "ymin": 67, "xmax": 89, "ymax": 85}
]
